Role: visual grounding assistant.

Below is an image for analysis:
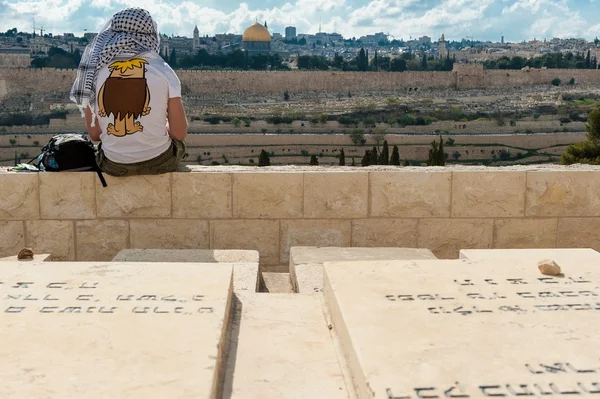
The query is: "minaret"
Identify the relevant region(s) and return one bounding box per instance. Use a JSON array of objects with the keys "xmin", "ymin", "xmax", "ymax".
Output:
[
  {"xmin": 439, "ymin": 33, "xmax": 447, "ymax": 59},
  {"xmin": 193, "ymin": 25, "xmax": 199, "ymax": 51}
]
